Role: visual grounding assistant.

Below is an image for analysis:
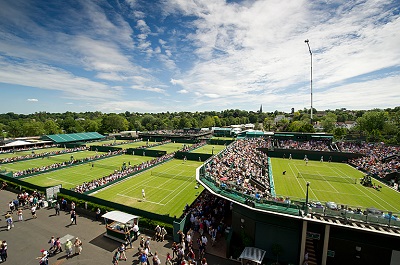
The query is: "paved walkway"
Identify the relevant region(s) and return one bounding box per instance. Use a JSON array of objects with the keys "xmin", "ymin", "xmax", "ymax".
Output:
[{"xmin": 0, "ymin": 189, "xmax": 238, "ymax": 265}]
